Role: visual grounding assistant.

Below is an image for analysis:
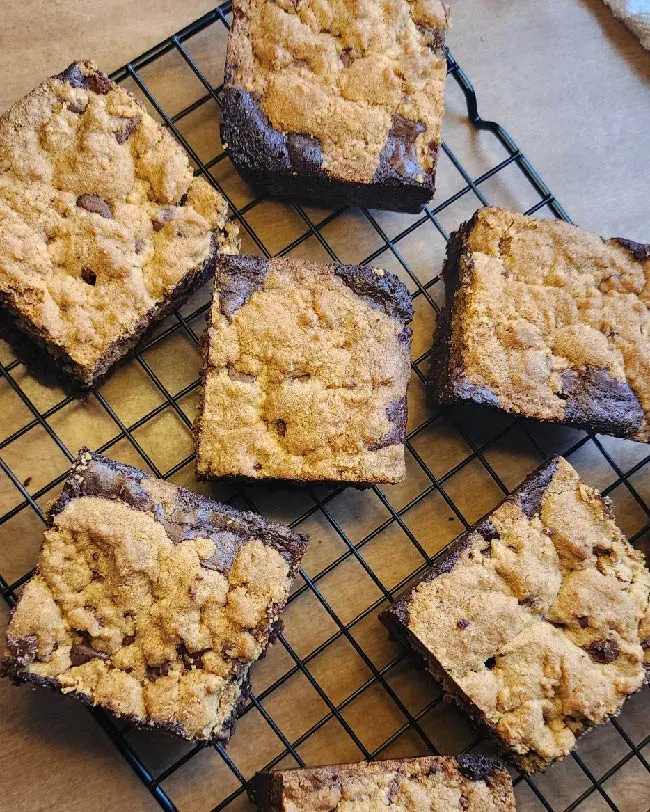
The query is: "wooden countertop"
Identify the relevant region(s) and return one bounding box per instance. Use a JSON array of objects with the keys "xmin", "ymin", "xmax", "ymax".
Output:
[{"xmin": 1, "ymin": 2, "xmax": 649, "ymax": 810}]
